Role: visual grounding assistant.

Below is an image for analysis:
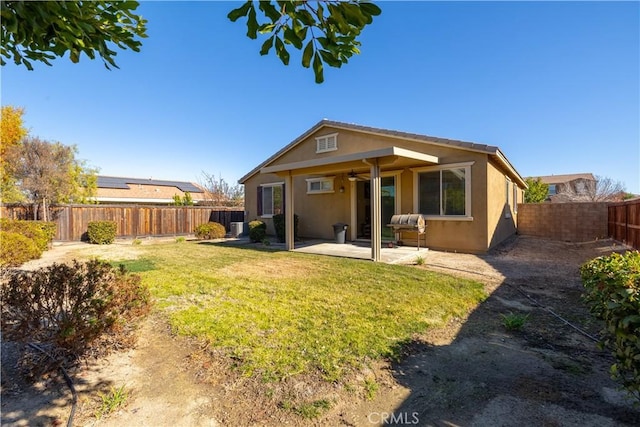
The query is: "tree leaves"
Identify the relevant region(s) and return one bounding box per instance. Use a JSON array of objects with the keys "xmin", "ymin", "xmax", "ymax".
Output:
[
  {"xmin": 1, "ymin": 1, "xmax": 147, "ymax": 70},
  {"xmin": 228, "ymin": 1, "xmax": 381, "ymax": 83}
]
